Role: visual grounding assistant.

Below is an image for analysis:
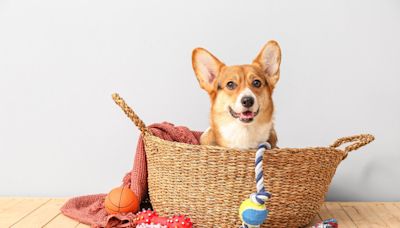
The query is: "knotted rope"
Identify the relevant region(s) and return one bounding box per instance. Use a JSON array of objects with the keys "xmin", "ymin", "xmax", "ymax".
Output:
[{"xmin": 239, "ymin": 142, "xmax": 272, "ymax": 228}]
